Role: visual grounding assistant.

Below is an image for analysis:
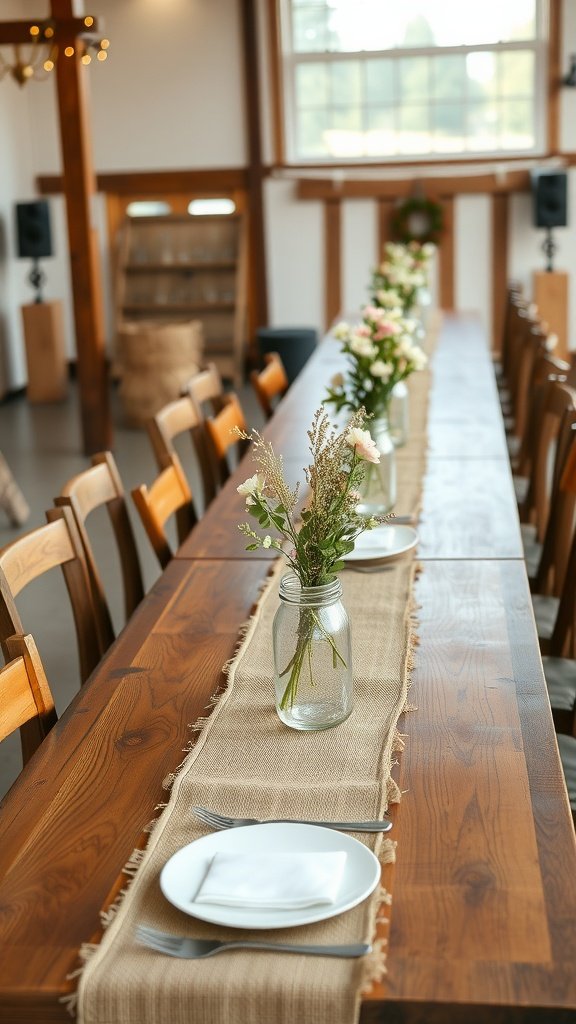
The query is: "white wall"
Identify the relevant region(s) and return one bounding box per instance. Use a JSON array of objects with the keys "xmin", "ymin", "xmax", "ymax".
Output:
[
  {"xmin": 264, "ymin": 177, "xmax": 323, "ymax": 331},
  {"xmin": 0, "ymin": 83, "xmax": 40, "ymax": 390},
  {"xmin": 341, "ymin": 199, "xmax": 377, "ymax": 315}
]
